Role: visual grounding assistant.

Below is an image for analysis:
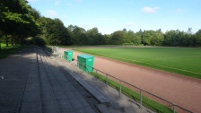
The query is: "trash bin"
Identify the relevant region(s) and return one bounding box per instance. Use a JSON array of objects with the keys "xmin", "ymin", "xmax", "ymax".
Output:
[
  {"xmin": 64, "ymin": 50, "xmax": 73, "ymax": 62},
  {"xmin": 77, "ymin": 54, "xmax": 94, "ymax": 72}
]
